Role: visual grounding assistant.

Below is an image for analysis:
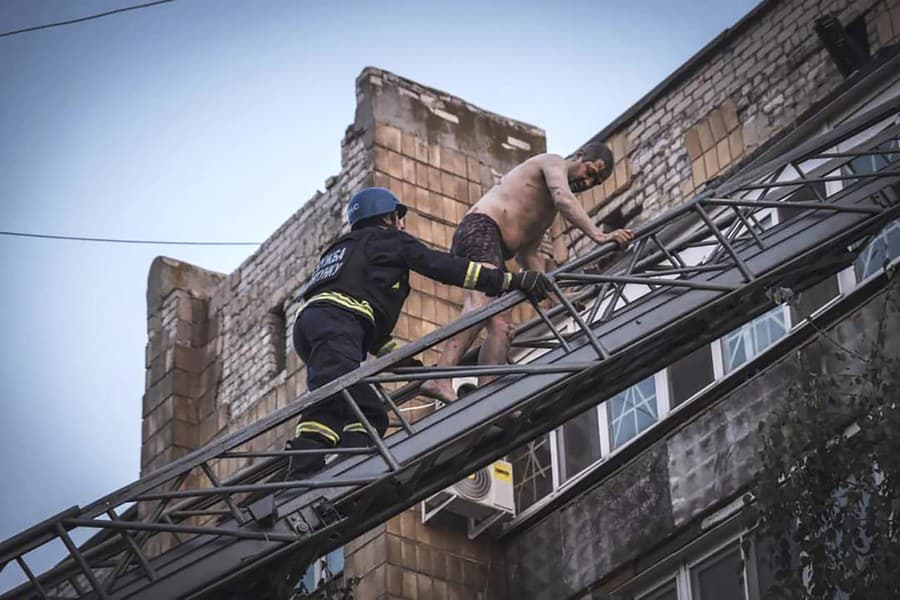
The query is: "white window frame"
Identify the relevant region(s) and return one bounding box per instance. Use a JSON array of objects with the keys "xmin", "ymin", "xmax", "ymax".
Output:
[
  {"xmin": 551, "ymin": 369, "xmax": 670, "ymax": 489},
  {"xmin": 604, "ymin": 370, "xmax": 671, "ymax": 453},
  {"xmin": 631, "ymin": 532, "xmax": 761, "ymax": 600}
]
